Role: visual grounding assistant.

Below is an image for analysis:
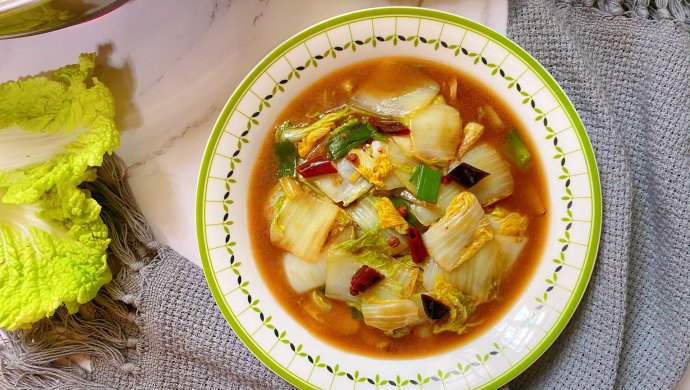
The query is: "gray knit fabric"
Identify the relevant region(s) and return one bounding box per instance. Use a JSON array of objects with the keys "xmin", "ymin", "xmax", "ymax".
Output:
[
  {"xmin": 1, "ymin": 1, "xmax": 689, "ymax": 389},
  {"xmin": 89, "ymin": 246, "xmax": 292, "ymax": 390},
  {"xmin": 507, "ymin": 0, "xmax": 690, "ymax": 389}
]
